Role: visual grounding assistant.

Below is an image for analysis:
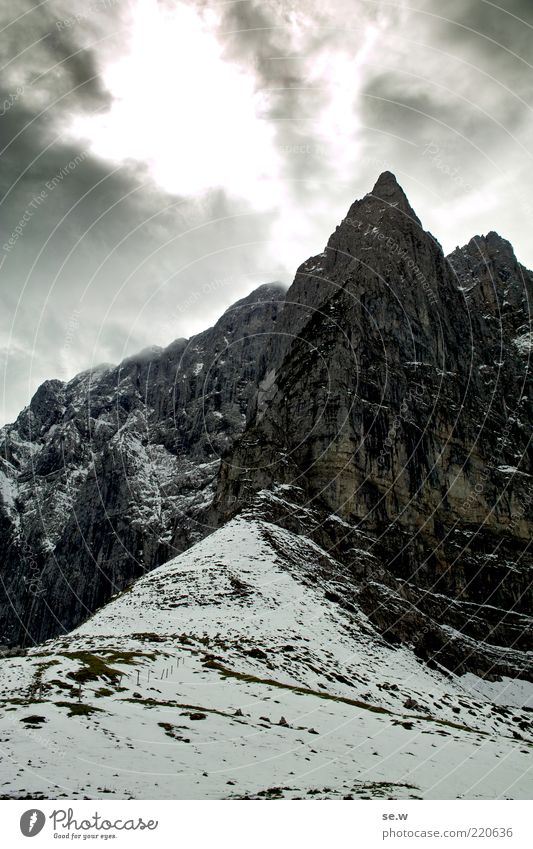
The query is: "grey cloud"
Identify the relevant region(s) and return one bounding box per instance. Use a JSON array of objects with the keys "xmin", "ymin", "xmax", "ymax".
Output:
[
  {"xmin": 43, "ymin": 32, "xmax": 111, "ymax": 109},
  {"xmin": 360, "ymin": 69, "xmax": 527, "ymax": 157},
  {"xmin": 354, "ymin": 1, "xmax": 533, "ymax": 214},
  {"xmin": 0, "ymin": 1, "xmax": 111, "ymax": 112},
  {"xmin": 434, "ymin": 0, "xmax": 533, "ymax": 61}
]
